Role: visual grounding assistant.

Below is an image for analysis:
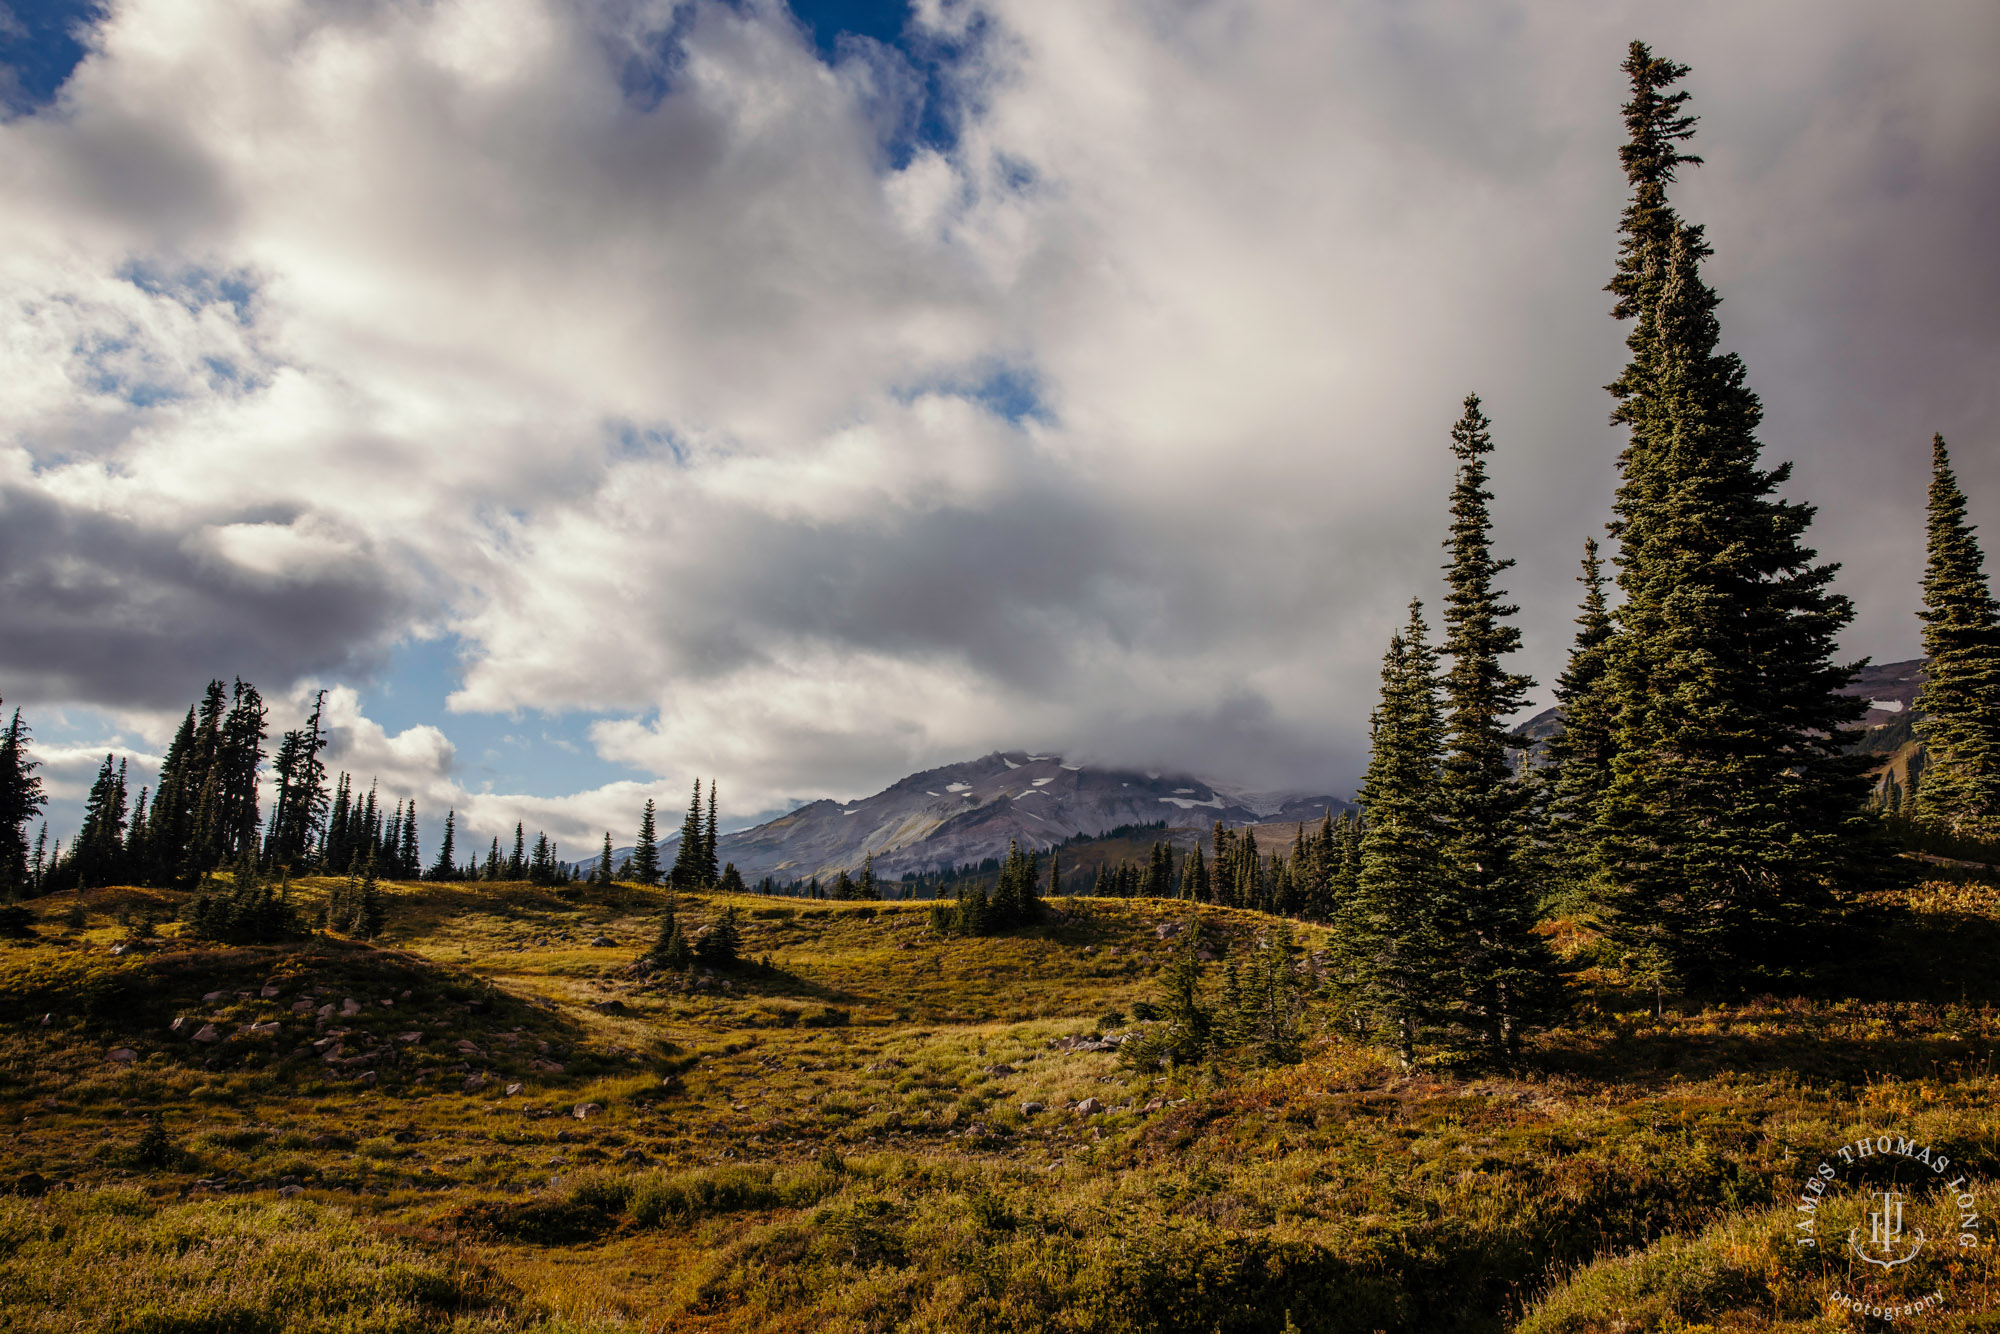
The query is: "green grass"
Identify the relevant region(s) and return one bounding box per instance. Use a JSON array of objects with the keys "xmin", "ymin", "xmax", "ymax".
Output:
[{"xmin": 1, "ymin": 877, "xmax": 1997, "ymax": 1331}]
